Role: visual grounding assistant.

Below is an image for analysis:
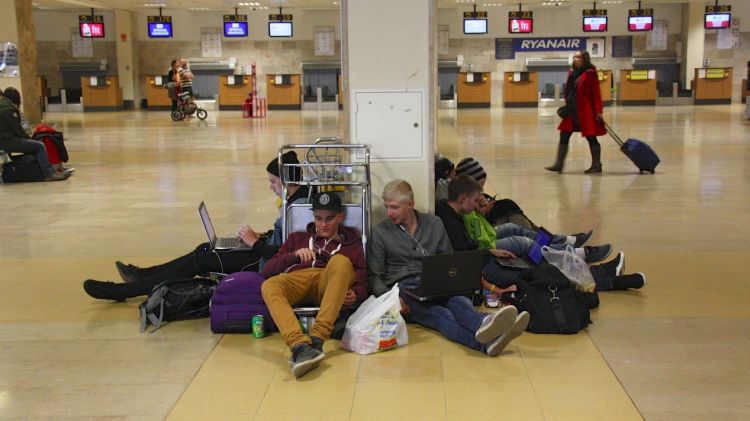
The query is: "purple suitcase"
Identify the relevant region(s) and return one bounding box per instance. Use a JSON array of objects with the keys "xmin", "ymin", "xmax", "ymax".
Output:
[{"xmin": 210, "ymin": 272, "xmax": 278, "ymax": 333}]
